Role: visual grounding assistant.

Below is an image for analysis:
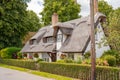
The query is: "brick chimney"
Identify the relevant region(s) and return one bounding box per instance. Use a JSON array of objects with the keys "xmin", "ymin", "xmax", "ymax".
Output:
[
  {"xmin": 94, "ymin": 0, "xmax": 98, "ymax": 14},
  {"xmin": 52, "ymin": 13, "xmax": 58, "ymax": 26}
]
